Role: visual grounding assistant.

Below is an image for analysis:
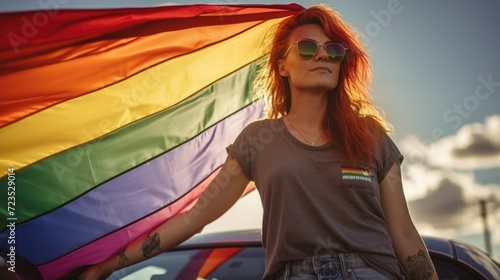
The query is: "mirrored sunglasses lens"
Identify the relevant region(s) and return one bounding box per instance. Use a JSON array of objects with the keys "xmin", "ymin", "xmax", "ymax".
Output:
[
  {"xmin": 297, "ymin": 40, "xmax": 317, "ymax": 59},
  {"xmin": 326, "ymin": 44, "xmax": 345, "ymax": 61}
]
